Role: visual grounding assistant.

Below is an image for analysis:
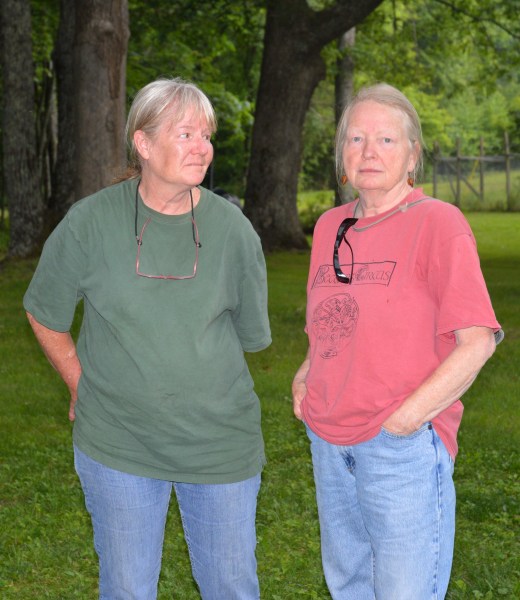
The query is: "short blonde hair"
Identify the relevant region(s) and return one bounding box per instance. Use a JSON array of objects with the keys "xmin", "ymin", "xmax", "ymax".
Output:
[
  {"xmin": 125, "ymin": 77, "xmax": 217, "ymax": 178},
  {"xmin": 335, "ymin": 83, "xmax": 424, "ymax": 185}
]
